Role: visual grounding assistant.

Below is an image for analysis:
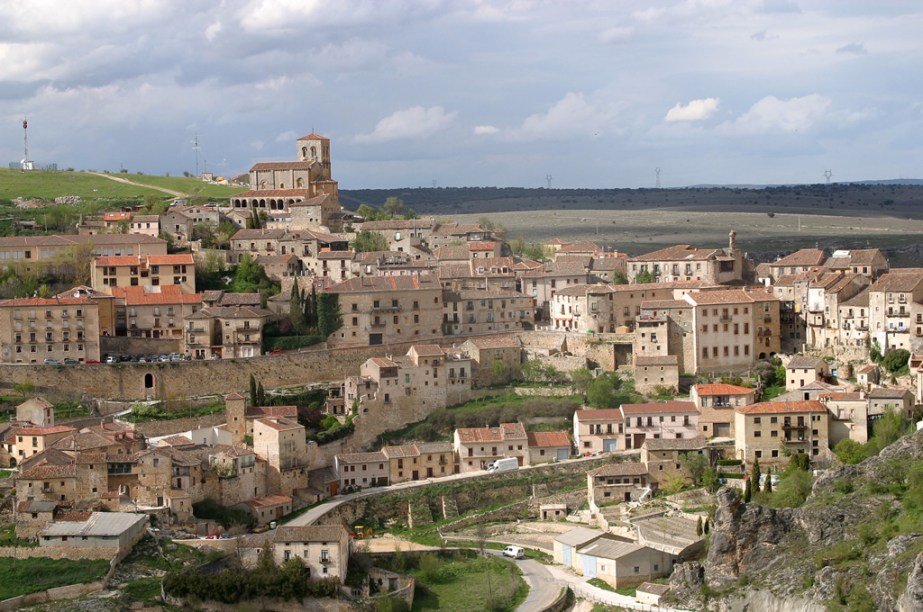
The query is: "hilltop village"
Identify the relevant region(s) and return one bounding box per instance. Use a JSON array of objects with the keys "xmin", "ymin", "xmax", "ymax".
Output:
[{"xmin": 1, "ymin": 134, "xmax": 923, "ymax": 610}]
